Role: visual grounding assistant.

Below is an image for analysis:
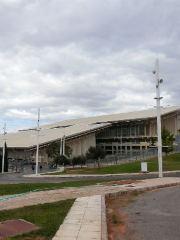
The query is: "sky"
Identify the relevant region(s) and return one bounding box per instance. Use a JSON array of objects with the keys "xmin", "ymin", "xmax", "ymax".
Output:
[{"xmin": 0, "ymin": 0, "xmax": 180, "ymax": 133}]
